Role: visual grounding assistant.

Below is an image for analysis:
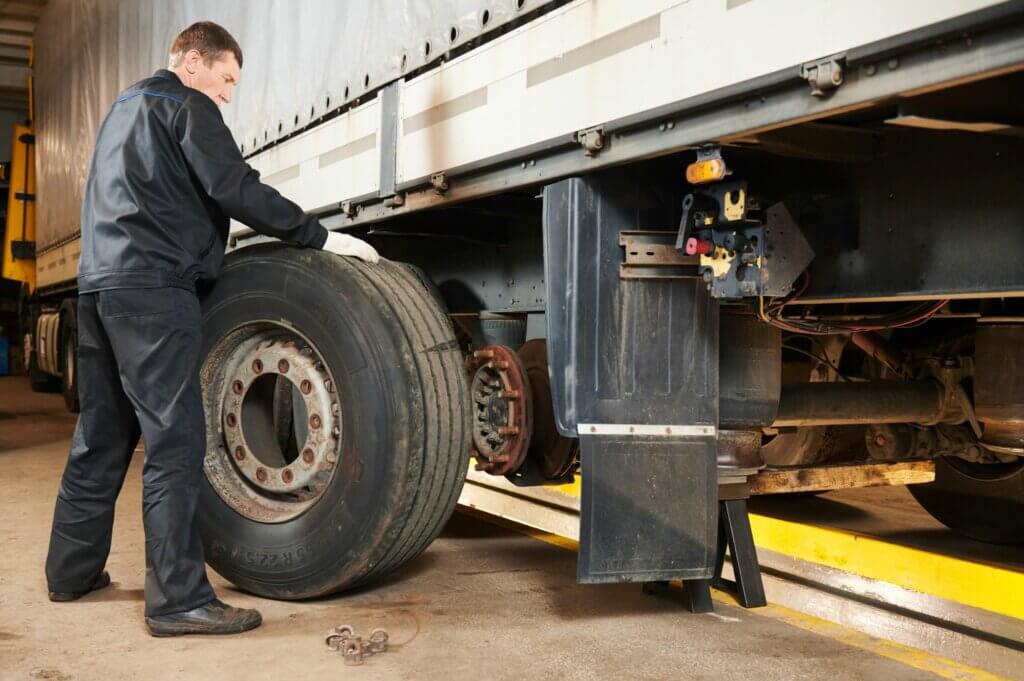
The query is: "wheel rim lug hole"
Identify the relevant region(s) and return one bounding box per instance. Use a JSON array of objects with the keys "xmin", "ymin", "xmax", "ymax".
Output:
[
  {"xmin": 309, "ymin": 414, "xmax": 322, "ymax": 429},
  {"xmin": 282, "ymin": 469, "xmax": 293, "ymax": 484},
  {"xmin": 226, "ymin": 413, "xmax": 238, "ymax": 428},
  {"xmin": 256, "ymin": 467, "xmax": 267, "ymax": 482},
  {"xmin": 252, "ymin": 359, "xmax": 263, "ymax": 374},
  {"xmin": 232, "ymin": 380, "xmax": 244, "ymax": 395},
  {"xmin": 300, "ymin": 379, "xmax": 312, "ymax": 394},
  {"xmin": 302, "ymin": 448, "xmax": 314, "ymax": 464},
  {"xmin": 234, "ymin": 446, "xmax": 245, "ymax": 461},
  {"xmin": 278, "ymin": 359, "xmax": 290, "ymax": 373}
]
